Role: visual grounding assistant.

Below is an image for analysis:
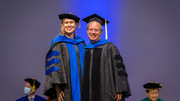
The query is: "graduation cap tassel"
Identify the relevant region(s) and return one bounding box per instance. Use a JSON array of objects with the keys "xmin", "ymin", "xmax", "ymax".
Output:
[
  {"xmin": 159, "ymin": 84, "xmax": 163, "ymax": 90},
  {"xmin": 105, "ymin": 19, "xmax": 108, "ymax": 40},
  {"xmin": 79, "ymin": 20, "xmax": 81, "ymax": 28},
  {"xmin": 32, "ymin": 78, "xmax": 35, "ymax": 92}
]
